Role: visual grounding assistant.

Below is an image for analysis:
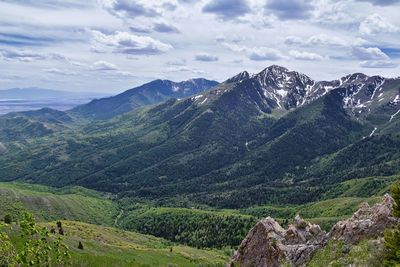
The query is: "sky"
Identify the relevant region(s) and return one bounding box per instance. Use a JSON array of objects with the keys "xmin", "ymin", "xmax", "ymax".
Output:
[{"xmin": 0, "ymin": 0, "xmax": 399, "ymax": 93}]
